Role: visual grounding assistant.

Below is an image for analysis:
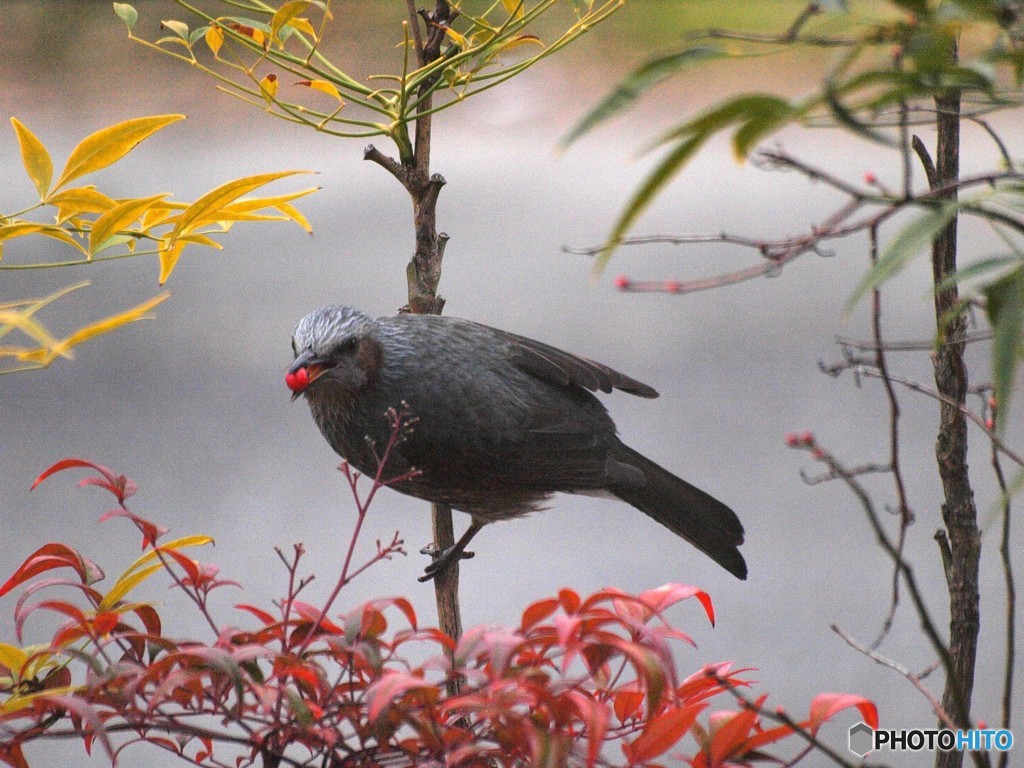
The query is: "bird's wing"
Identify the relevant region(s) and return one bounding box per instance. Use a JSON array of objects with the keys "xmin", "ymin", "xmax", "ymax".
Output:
[{"xmin": 496, "ymin": 328, "xmax": 659, "ymax": 398}]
